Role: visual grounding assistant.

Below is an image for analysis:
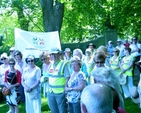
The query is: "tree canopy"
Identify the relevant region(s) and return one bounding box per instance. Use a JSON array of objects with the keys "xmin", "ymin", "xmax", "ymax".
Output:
[
  {"xmin": 61, "ymin": 0, "xmax": 141, "ymax": 42},
  {"xmin": 0, "ymin": 0, "xmax": 141, "ymax": 47}
]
